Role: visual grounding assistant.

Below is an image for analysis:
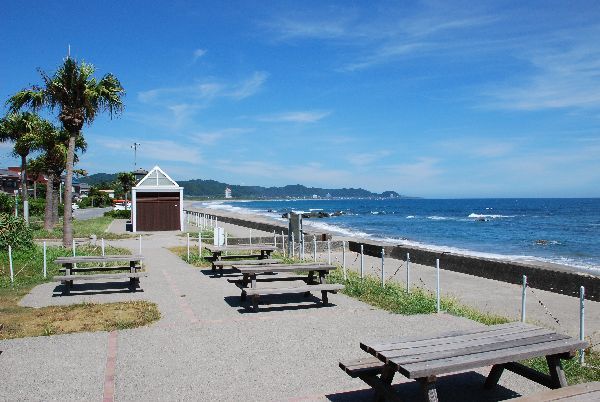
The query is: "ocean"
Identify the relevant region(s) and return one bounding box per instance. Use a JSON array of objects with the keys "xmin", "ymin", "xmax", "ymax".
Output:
[{"xmin": 195, "ymin": 198, "xmax": 600, "ymax": 273}]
